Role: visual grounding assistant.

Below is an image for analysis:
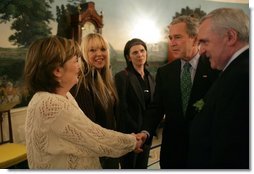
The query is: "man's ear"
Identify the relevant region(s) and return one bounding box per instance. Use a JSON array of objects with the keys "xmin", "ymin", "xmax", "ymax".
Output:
[
  {"xmin": 192, "ymin": 36, "xmax": 198, "ymax": 46},
  {"xmin": 53, "ymin": 67, "xmax": 63, "ymax": 78},
  {"xmin": 226, "ymin": 29, "xmax": 238, "ymax": 46}
]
